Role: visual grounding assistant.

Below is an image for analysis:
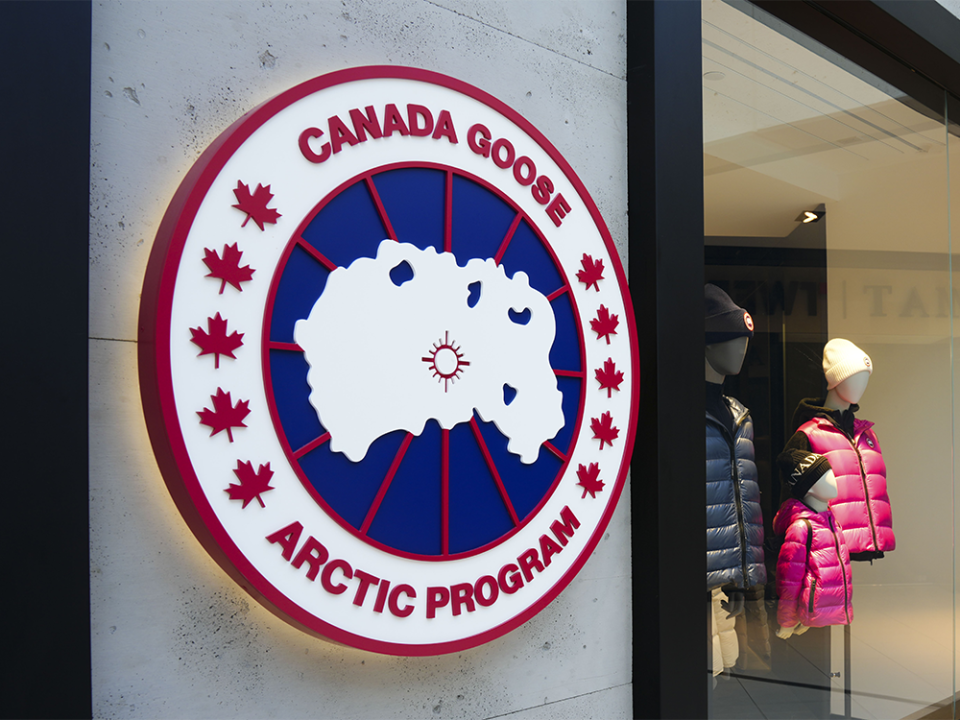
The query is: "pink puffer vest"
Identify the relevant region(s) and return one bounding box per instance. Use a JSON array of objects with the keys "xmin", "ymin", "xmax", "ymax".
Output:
[
  {"xmin": 773, "ymin": 499, "xmax": 853, "ymax": 629},
  {"xmin": 797, "ymin": 417, "xmax": 895, "ymax": 557}
]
